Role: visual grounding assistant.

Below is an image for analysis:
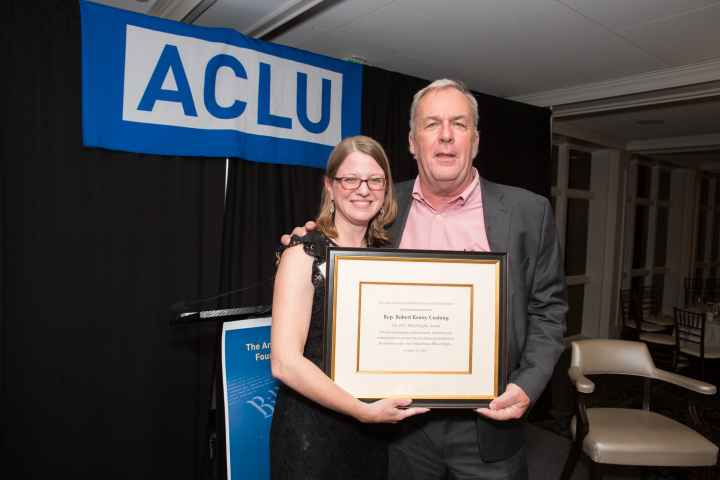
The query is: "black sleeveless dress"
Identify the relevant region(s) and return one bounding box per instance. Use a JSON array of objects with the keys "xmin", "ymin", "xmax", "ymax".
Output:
[{"xmin": 270, "ymin": 232, "xmax": 389, "ymax": 480}]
